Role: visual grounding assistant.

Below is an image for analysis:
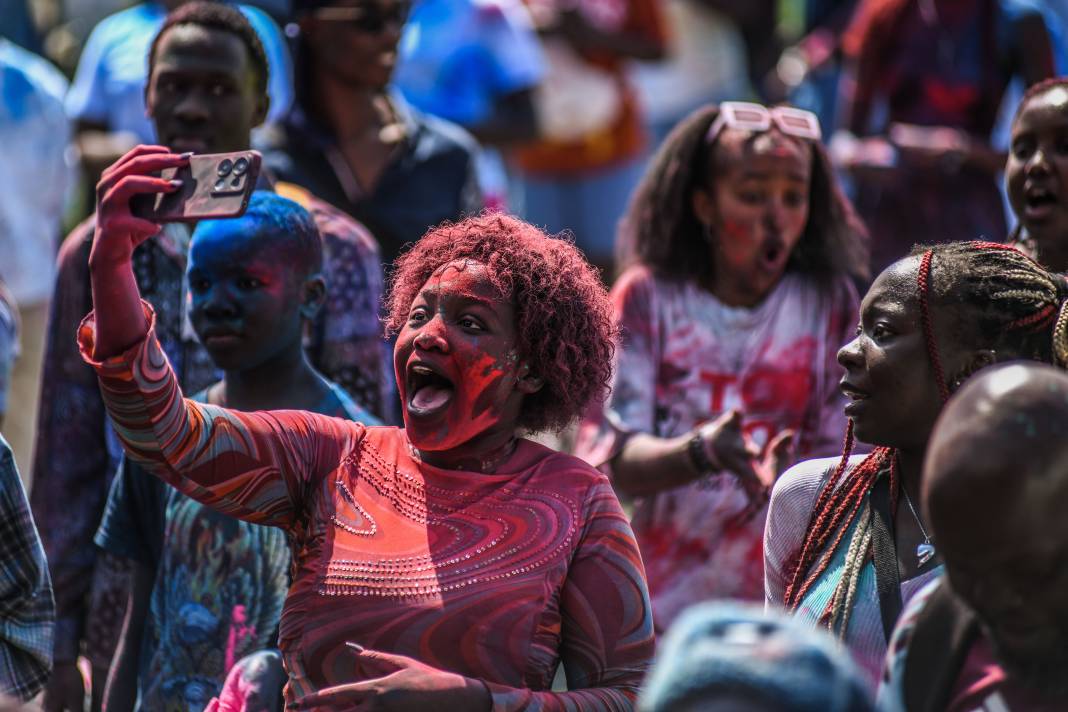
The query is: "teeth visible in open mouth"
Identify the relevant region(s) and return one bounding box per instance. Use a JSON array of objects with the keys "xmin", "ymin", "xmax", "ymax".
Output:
[{"xmin": 408, "ymin": 364, "xmax": 455, "ymax": 413}]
